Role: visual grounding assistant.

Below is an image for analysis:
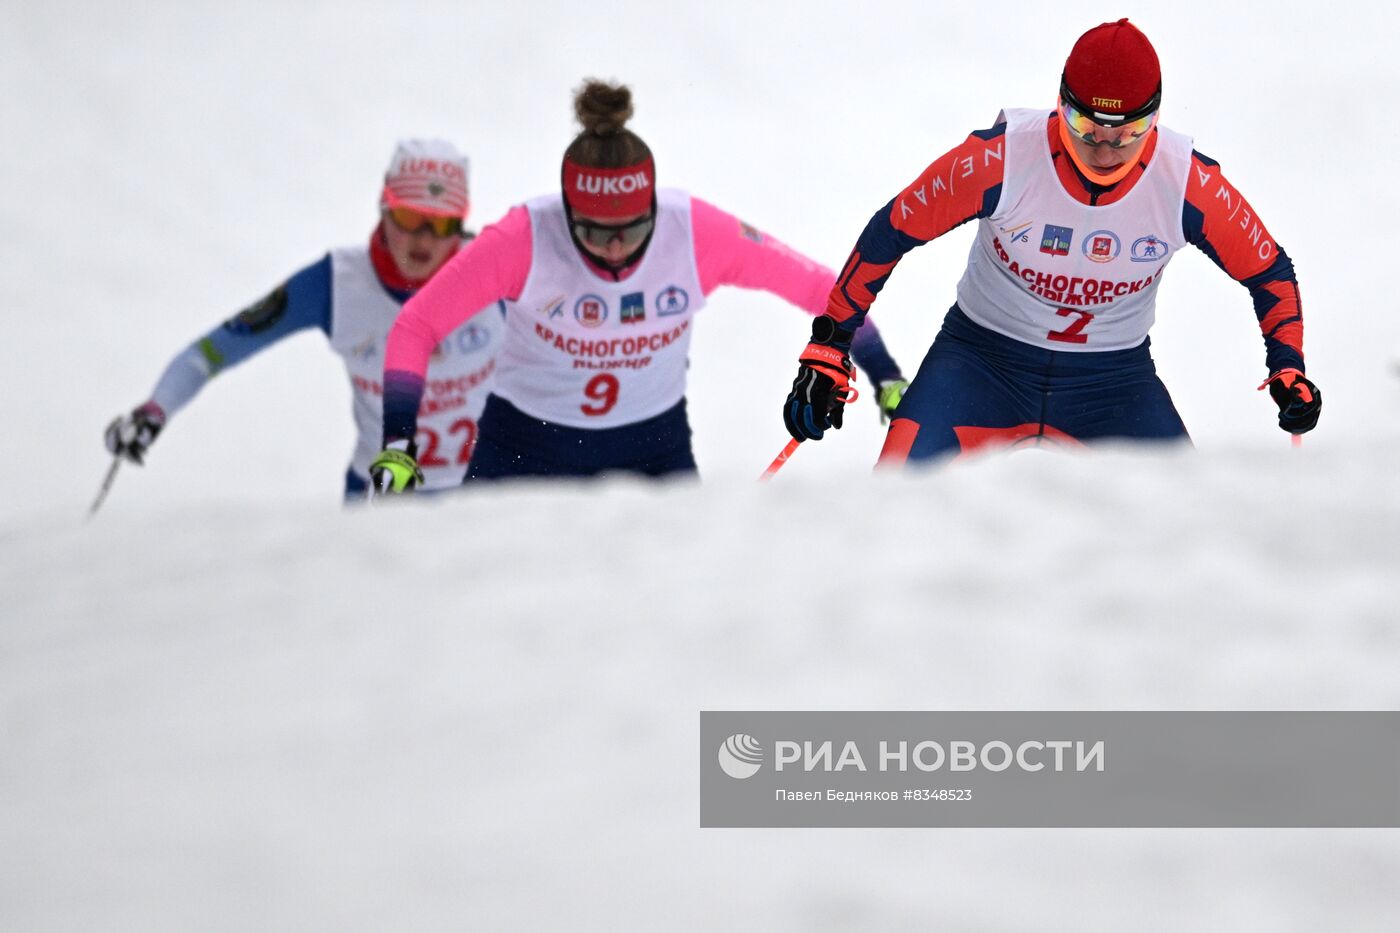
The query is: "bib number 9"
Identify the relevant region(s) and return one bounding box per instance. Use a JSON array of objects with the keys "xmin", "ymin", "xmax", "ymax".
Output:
[{"xmin": 581, "ymin": 374, "xmax": 620, "ymax": 417}]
